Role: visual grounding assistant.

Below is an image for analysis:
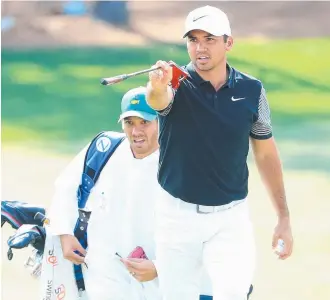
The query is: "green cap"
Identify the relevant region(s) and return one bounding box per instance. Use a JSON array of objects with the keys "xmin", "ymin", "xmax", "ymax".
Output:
[{"xmin": 118, "ymin": 87, "xmax": 157, "ymax": 122}]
